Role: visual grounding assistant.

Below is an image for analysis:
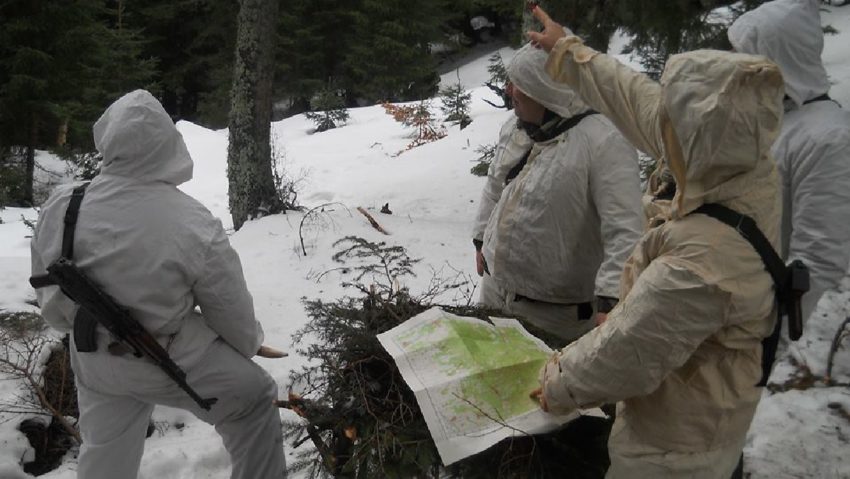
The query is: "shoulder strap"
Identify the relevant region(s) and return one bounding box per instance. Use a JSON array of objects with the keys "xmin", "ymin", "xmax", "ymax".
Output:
[
  {"xmin": 692, "ymin": 204, "xmax": 786, "ymax": 287},
  {"xmin": 692, "ymin": 203, "xmax": 785, "ymax": 387},
  {"xmin": 61, "ymin": 183, "xmax": 90, "ymax": 260}
]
